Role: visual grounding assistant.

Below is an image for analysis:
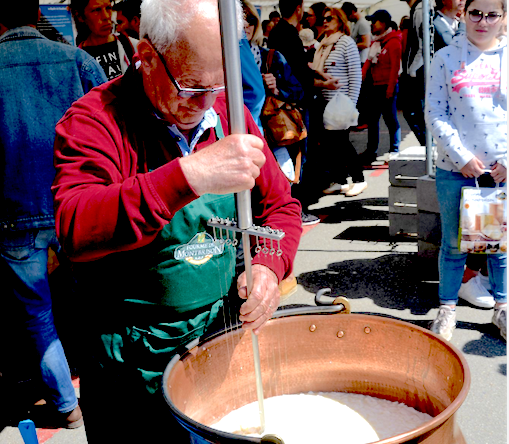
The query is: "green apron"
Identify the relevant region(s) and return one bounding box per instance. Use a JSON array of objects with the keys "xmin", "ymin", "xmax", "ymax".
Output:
[{"xmin": 101, "ymin": 120, "xmax": 237, "ymax": 394}]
